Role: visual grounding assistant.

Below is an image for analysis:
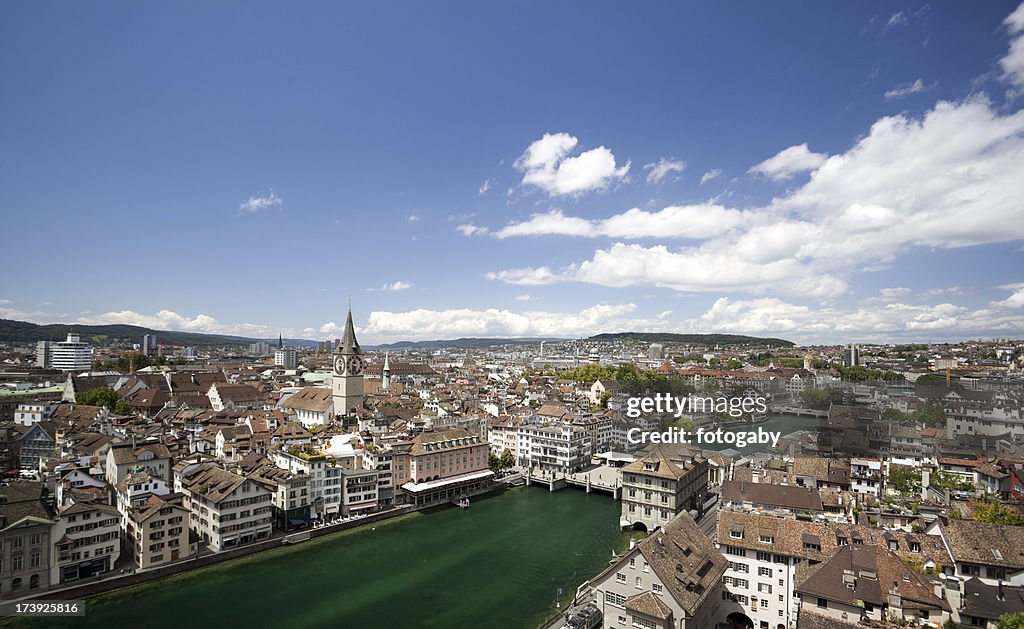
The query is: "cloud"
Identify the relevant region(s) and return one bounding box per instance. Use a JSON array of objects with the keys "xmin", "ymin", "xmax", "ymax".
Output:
[
  {"xmin": 699, "ymin": 169, "xmax": 723, "ymax": 185},
  {"xmin": 515, "ymin": 132, "xmax": 630, "ymax": 196},
  {"xmin": 369, "ymin": 281, "xmax": 413, "ymax": 292},
  {"xmin": 478, "ymin": 178, "xmax": 495, "ymax": 195},
  {"xmin": 238, "ymin": 190, "xmax": 282, "ymax": 214},
  {"xmin": 643, "ymin": 158, "xmax": 686, "ymax": 184},
  {"xmin": 514, "ymin": 294, "xmax": 532, "ymax": 301},
  {"xmin": 887, "ymin": 11, "xmax": 907, "ymax": 27},
  {"xmin": 76, "ymin": 309, "xmax": 271, "ymax": 337},
  {"xmin": 1001, "ymin": 2, "xmax": 1024, "ymax": 90},
  {"xmin": 749, "ymin": 143, "xmax": 828, "ymax": 181},
  {"xmin": 487, "ymin": 96, "xmax": 1024, "ymax": 301},
  {"xmin": 492, "ymin": 205, "xmax": 748, "ymax": 240},
  {"xmin": 456, "ymin": 224, "xmax": 489, "ymax": 237},
  {"xmin": 693, "ymin": 287, "xmax": 1024, "ymax": 341},
  {"xmin": 406, "ymin": 214, "xmax": 420, "ymax": 222},
  {"xmin": 884, "ymin": 78, "xmax": 932, "ymax": 100},
  {"xmin": 362, "ymin": 303, "xmax": 676, "ymax": 341},
  {"xmin": 357, "ymin": 282, "xmax": 1024, "ymax": 343}
]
